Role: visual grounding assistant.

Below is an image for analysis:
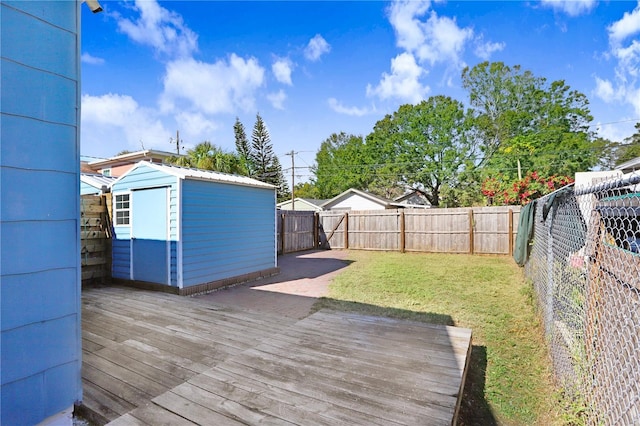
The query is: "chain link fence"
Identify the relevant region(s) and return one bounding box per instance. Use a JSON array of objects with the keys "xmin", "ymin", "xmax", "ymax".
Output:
[{"xmin": 524, "ymin": 171, "xmax": 640, "ymax": 425}]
